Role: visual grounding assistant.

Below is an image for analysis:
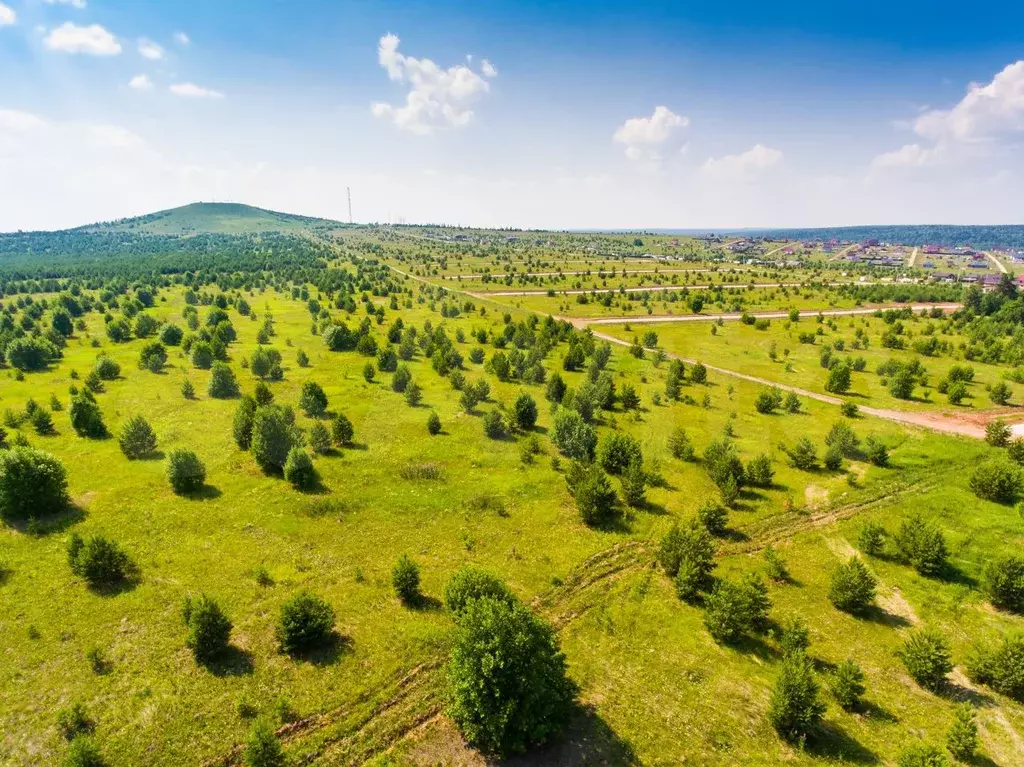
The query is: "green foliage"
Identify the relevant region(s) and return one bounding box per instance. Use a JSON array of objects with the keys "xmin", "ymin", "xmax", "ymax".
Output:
[
  {"xmin": 118, "ymin": 415, "xmax": 157, "ymax": 459},
  {"xmin": 825, "ymin": 363, "xmax": 852, "ymax": 394},
  {"xmin": 893, "ymin": 515, "xmax": 949, "ymax": 576},
  {"xmin": 896, "ymin": 743, "xmax": 949, "ymax": 767},
  {"xmin": 138, "ymin": 341, "xmax": 168, "ymax": 372},
  {"xmin": 208, "ymin": 362, "xmax": 240, "ymax": 399},
  {"xmin": 233, "ymin": 396, "xmax": 258, "ymax": 450},
  {"xmin": 445, "ymin": 596, "xmax": 576, "ymax": 756},
  {"xmin": 252, "ymin": 406, "xmax": 295, "ymax": 472},
  {"xmin": 703, "ymin": 575, "xmax": 770, "ymax": 644},
  {"xmin": 167, "ymin": 449, "xmax": 206, "ymax": 494},
  {"xmin": 512, "ymin": 392, "xmax": 538, "ymax": 431},
  {"xmin": 864, "ymin": 436, "xmax": 890, "ymax": 467},
  {"xmin": 667, "ymin": 427, "xmax": 694, "ymax": 461},
  {"xmin": 745, "ymin": 453, "xmax": 775, "ymax": 487},
  {"xmin": 182, "ymin": 594, "xmax": 232, "ymax": 662},
  {"xmin": 308, "ymin": 422, "xmax": 331, "ymax": 455},
  {"xmin": 6, "ymin": 336, "xmax": 58, "ymax": 371},
  {"xmin": 65, "ymin": 736, "xmax": 105, "ymax": 767},
  {"xmin": 93, "ymin": 355, "xmax": 121, "ymax": 381},
  {"xmin": 391, "ymin": 364, "xmax": 412, "ymax": 393},
  {"xmin": 946, "ymin": 704, "xmax": 979, "ymax": 762},
  {"xmin": 243, "ymin": 720, "xmax": 285, "ymax": 767},
  {"xmin": 755, "ymin": 386, "xmax": 784, "ymax": 414},
  {"xmin": 830, "ymin": 659, "xmax": 866, "ymax": 710},
  {"xmin": 898, "ymin": 628, "xmax": 953, "ymax": 692},
  {"xmin": 56, "ymin": 701, "xmax": 94, "ymax": 740},
  {"xmin": 67, "ymin": 533, "xmax": 130, "ymax": 587},
  {"xmin": 857, "ymin": 521, "xmax": 886, "ymax": 556},
  {"xmin": 784, "ymin": 436, "xmax": 817, "ymax": 471},
  {"xmin": 969, "ymin": 456, "xmax": 1023, "ymax": 503},
  {"xmin": 597, "ymin": 432, "xmax": 642, "ymax": 475},
  {"xmin": 283, "ymin": 447, "xmax": 316, "ymax": 489},
  {"xmin": 990, "ymin": 380, "xmax": 1012, "ymax": 406},
  {"xmin": 444, "ymin": 567, "xmax": 516, "ymax": 618},
  {"xmin": 763, "ymin": 546, "xmax": 790, "ymax": 583},
  {"xmin": 565, "ymin": 460, "xmax": 618, "ymax": 526},
  {"xmin": 276, "ymin": 591, "xmax": 335, "ymax": 654},
  {"xmin": 697, "ymin": 499, "xmax": 728, "ymax": 536},
  {"xmin": 191, "ymin": 341, "xmax": 215, "ymax": 369},
  {"xmin": 299, "ymin": 381, "xmax": 328, "ymax": 417},
  {"xmin": 426, "ymin": 411, "xmax": 442, "ymax": 435},
  {"xmin": 0, "ymin": 447, "xmax": 69, "ymax": 519},
  {"xmin": 768, "ymin": 651, "xmax": 825, "ymax": 742},
  {"xmin": 982, "ymin": 554, "xmax": 1024, "ymax": 613},
  {"xmin": 331, "ymin": 413, "xmax": 354, "ymax": 445},
  {"xmin": 825, "ymin": 421, "xmax": 859, "ymax": 457},
  {"xmin": 778, "ymin": 615, "xmax": 810, "ymax": 655},
  {"xmin": 392, "ymin": 554, "xmax": 421, "ymax": 605},
  {"xmin": 620, "ymin": 457, "xmax": 647, "ymax": 508},
  {"xmin": 482, "ymin": 409, "xmax": 507, "ymax": 439},
  {"xmin": 659, "ymin": 518, "xmax": 715, "ymax": 597},
  {"xmin": 828, "ymin": 558, "xmax": 877, "ymax": 613},
  {"xmin": 965, "ymin": 633, "xmax": 1024, "ymax": 701},
  {"xmin": 550, "ymin": 409, "xmax": 597, "ymax": 460},
  {"xmin": 69, "ymin": 395, "xmax": 106, "ymax": 438},
  {"xmin": 985, "ymin": 418, "xmax": 1012, "ymax": 447}
]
